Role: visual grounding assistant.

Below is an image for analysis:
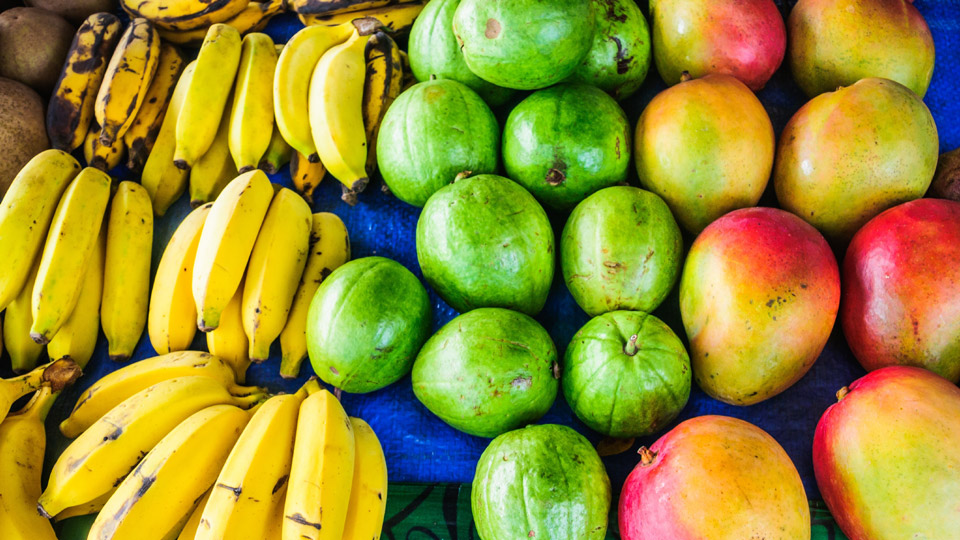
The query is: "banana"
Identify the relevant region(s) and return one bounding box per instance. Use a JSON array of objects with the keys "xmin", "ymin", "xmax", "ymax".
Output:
[
  {"xmin": 39, "ymin": 375, "xmax": 265, "ymax": 518},
  {"xmin": 362, "ymin": 31, "xmax": 403, "ymax": 176},
  {"xmin": 47, "ymin": 13, "xmax": 123, "ymax": 152},
  {"xmin": 0, "ymin": 387, "xmax": 58, "ymax": 540},
  {"xmin": 207, "ymin": 281, "xmax": 252, "ymax": 383},
  {"xmin": 309, "ymin": 29, "xmax": 372, "ymax": 192},
  {"xmin": 159, "ymin": 1, "xmax": 284, "ymax": 46},
  {"xmin": 290, "ymin": 150, "xmax": 326, "ymax": 203},
  {"xmin": 88, "ymin": 404, "xmax": 250, "ymax": 540},
  {"xmin": 283, "ymin": 389, "xmax": 356, "ymax": 540},
  {"xmin": 124, "ymin": 43, "xmax": 185, "ymax": 173},
  {"xmin": 0, "ymin": 150, "xmax": 80, "ymax": 311},
  {"xmin": 300, "ymin": 2, "xmax": 425, "ymax": 33},
  {"xmin": 192, "ymin": 169, "xmax": 274, "ymax": 331},
  {"xmin": 190, "ymin": 93, "xmax": 238, "ymax": 206},
  {"xmin": 4, "ymin": 256, "xmax": 45, "ymax": 374},
  {"xmin": 342, "ymin": 417, "xmax": 388, "ymax": 540},
  {"xmin": 229, "ymin": 33, "xmax": 278, "ymax": 172},
  {"xmin": 142, "ymin": 61, "xmax": 196, "ymax": 216},
  {"xmin": 101, "ymin": 182, "xmax": 154, "ymax": 360},
  {"xmin": 95, "ymin": 17, "xmax": 161, "ymax": 146},
  {"xmin": 279, "ymin": 213, "xmax": 350, "ymax": 378},
  {"xmin": 196, "ymin": 392, "xmax": 302, "ymax": 540},
  {"xmin": 46, "ymin": 222, "xmax": 104, "ymax": 370},
  {"xmin": 83, "ymin": 122, "xmax": 126, "ymax": 171},
  {"xmin": 174, "ymin": 23, "xmax": 243, "ymax": 170},
  {"xmin": 0, "ymin": 360, "xmax": 81, "ymax": 424},
  {"xmin": 61, "ymin": 351, "xmax": 238, "ymax": 439},
  {"xmin": 177, "ymin": 489, "xmax": 211, "ymax": 540},
  {"xmin": 273, "ymin": 23, "xmax": 355, "ymax": 161},
  {"xmin": 30, "ymin": 167, "xmax": 112, "ymax": 345},
  {"xmin": 291, "ymin": 0, "xmax": 417, "ymax": 16},
  {"xmin": 243, "ymin": 188, "xmax": 312, "ymax": 361},
  {"xmin": 52, "ymin": 489, "xmax": 114, "ymax": 522},
  {"xmin": 148, "ymin": 204, "xmax": 210, "ymax": 354},
  {"xmin": 259, "ymin": 123, "xmax": 294, "ymax": 174},
  {"xmin": 122, "ymin": 0, "xmax": 250, "ymax": 32}
]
